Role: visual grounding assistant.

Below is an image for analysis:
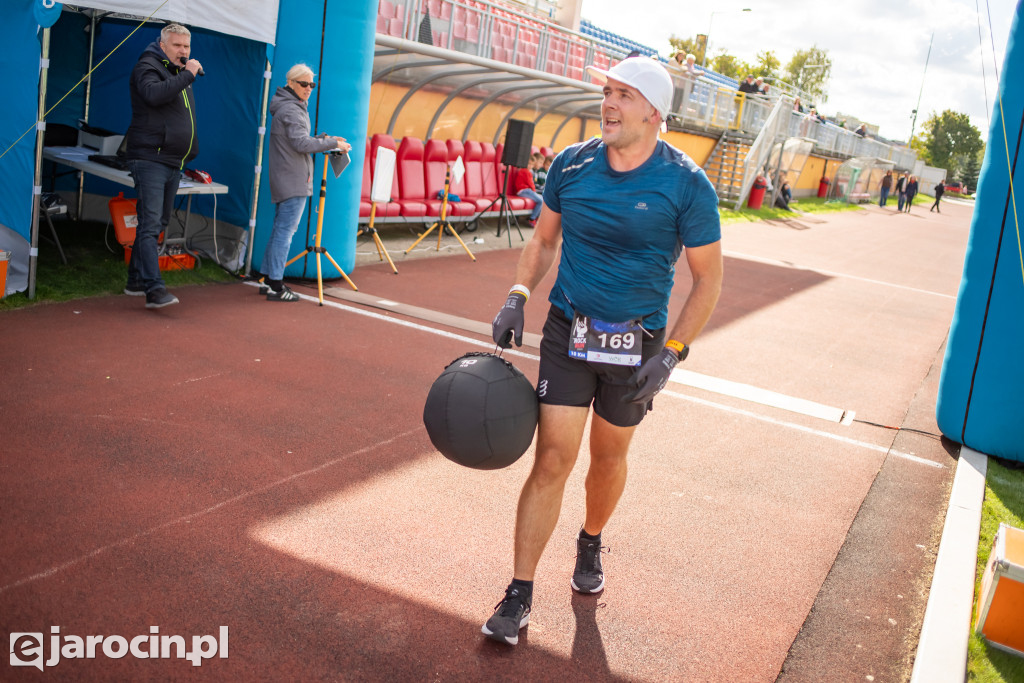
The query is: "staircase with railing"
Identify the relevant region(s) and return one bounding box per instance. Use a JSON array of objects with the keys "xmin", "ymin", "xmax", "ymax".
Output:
[{"xmin": 702, "ymin": 131, "xmax": 754, "ymax": 202}]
